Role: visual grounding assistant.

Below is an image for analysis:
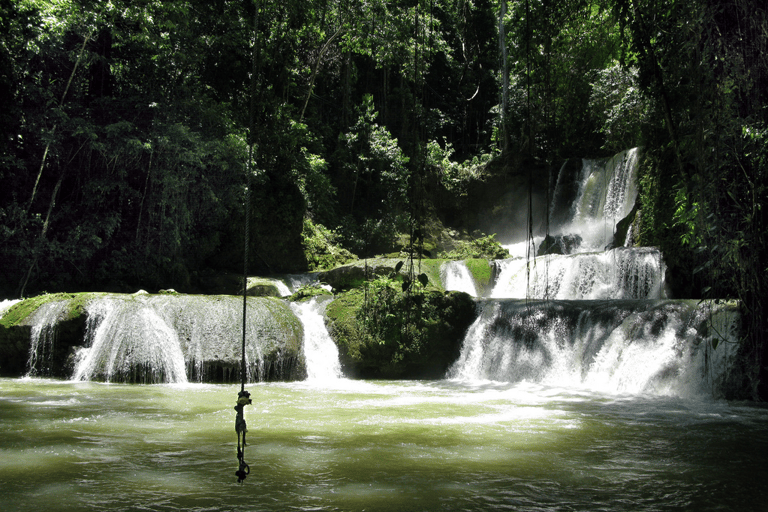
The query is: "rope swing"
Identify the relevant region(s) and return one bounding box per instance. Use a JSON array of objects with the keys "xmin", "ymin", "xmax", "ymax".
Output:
[
  {"xmin": 235, "ymin": 135, "xmax": 253, "ymax": 484},
  {"xmin": 235, "ymin": 0, "xmax": 259, "ymax": 483}
]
